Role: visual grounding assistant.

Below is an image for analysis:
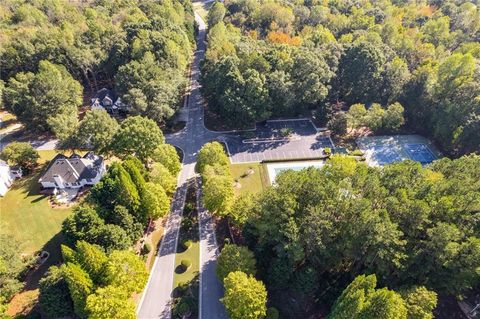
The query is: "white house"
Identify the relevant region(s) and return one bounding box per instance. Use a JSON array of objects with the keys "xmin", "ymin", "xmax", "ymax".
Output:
[
  {"xmin": 0, "ymin": 160, "xmax": 13, "ymax": 196},
  {"xmin": 91, "ymin": 88, "xmax": 131, "ymax": 113},
  {"xmin": 39, "ymin": 152, "xmax": 106, "ymax": 189}
]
